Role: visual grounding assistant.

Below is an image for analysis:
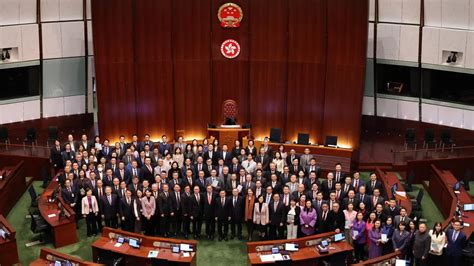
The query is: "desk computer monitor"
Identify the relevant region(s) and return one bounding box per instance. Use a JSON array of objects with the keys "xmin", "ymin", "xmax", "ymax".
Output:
[
  {"xmin": 271, "ymin": 247, "xmax": 279, "ymax": 254},
  {"xmin": 129, "ymin": 238, "xmax": 140, "ymax": 248},
  {"xmin": 325, "ymin": 136, "xmax": 338, "ymax": 147},
  {"xmin": 172, "ymin": 245, "xmax": 180, "ymax": 253},
  {"xmin": 334, "ymin": 233, "xmax": 345, "ymax": 242},
  {"xmin": 464, "ymin": 203, "xmax": 474, "ymax": 211},
  {"xmin": 297, "ymin": 133, "xmax": 310, "ymax": 145},
  {"xmin": 117, "ymin": 237, "xmax": 125, "ymax": 244},
  {"xmin": 269, "ymin": 128, "xmax": 282, "ymax": 143}
]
